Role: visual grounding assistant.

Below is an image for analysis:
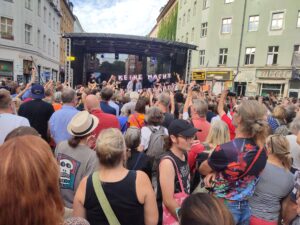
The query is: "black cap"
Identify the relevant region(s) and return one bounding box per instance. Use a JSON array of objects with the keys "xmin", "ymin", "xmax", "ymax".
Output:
[{"xmin": 168, "ymin": 119, "xmax": 198, "ymax": 137}]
